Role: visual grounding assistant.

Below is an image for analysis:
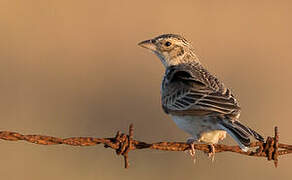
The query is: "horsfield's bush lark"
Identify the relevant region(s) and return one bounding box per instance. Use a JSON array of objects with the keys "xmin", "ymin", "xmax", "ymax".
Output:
[{"xmin": 138, "ymin": 34, "xmax": 264, "ymax": 160}]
